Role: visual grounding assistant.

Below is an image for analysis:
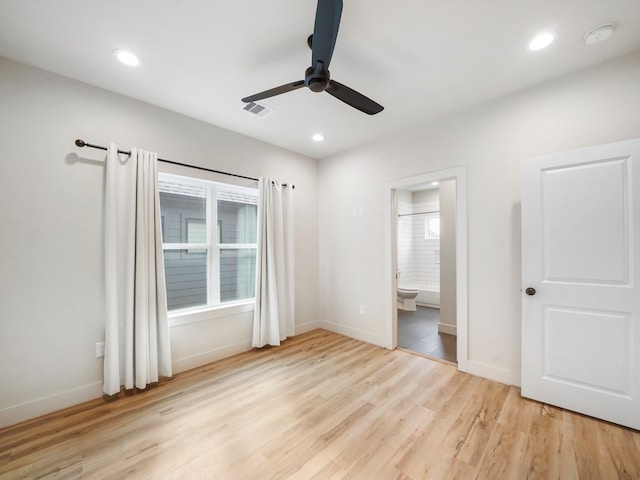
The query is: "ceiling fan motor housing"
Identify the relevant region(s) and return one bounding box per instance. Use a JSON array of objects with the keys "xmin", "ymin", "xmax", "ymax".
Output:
[{"xmin": 305, "ymin": 63, "xmax": 330, "ymax": 92}]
